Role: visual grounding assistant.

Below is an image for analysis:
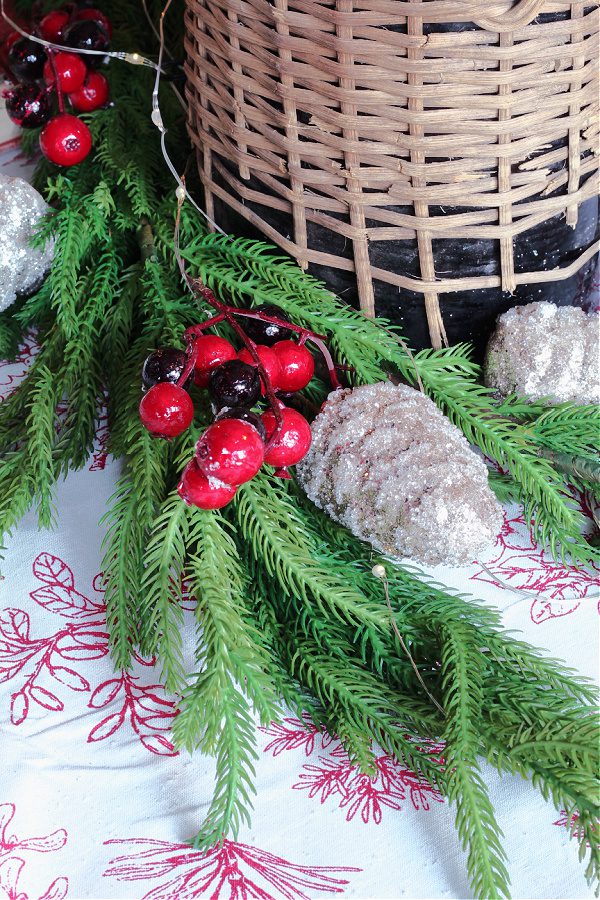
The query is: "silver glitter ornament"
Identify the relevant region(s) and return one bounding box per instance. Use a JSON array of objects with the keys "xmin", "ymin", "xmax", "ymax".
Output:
[
  {"xmin": 0, "ymin": 174, "xmax": 55, "ymax": 314},
  {"xmin": 297, "ymin": 382, "xmax": 502, "ymax": 567},
  {"xmin": 484, "ymin": 301, "xmax": 600, "ymax": 405}
]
